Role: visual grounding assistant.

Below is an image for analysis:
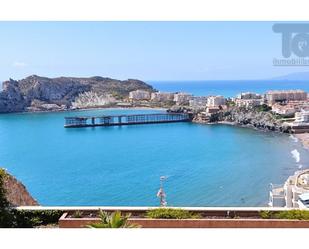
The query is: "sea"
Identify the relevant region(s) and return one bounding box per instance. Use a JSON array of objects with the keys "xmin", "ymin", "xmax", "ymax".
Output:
[
  {"xmin": 1, "ymin": 80, "xmax": 309, "ymax": 207},
  {"xmin": 150, "ymin": 80, "xmax": 309, "ymax": 97}
]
